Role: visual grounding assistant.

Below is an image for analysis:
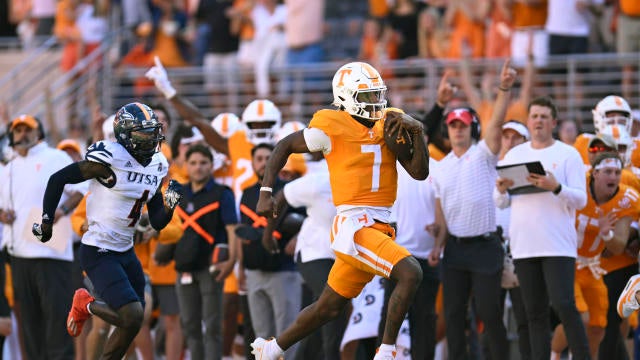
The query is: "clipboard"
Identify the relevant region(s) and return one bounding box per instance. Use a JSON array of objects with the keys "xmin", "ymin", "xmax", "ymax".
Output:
[{"xmin": 496, "ymin": 161, "xmax": 548, "ymax": 195}]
